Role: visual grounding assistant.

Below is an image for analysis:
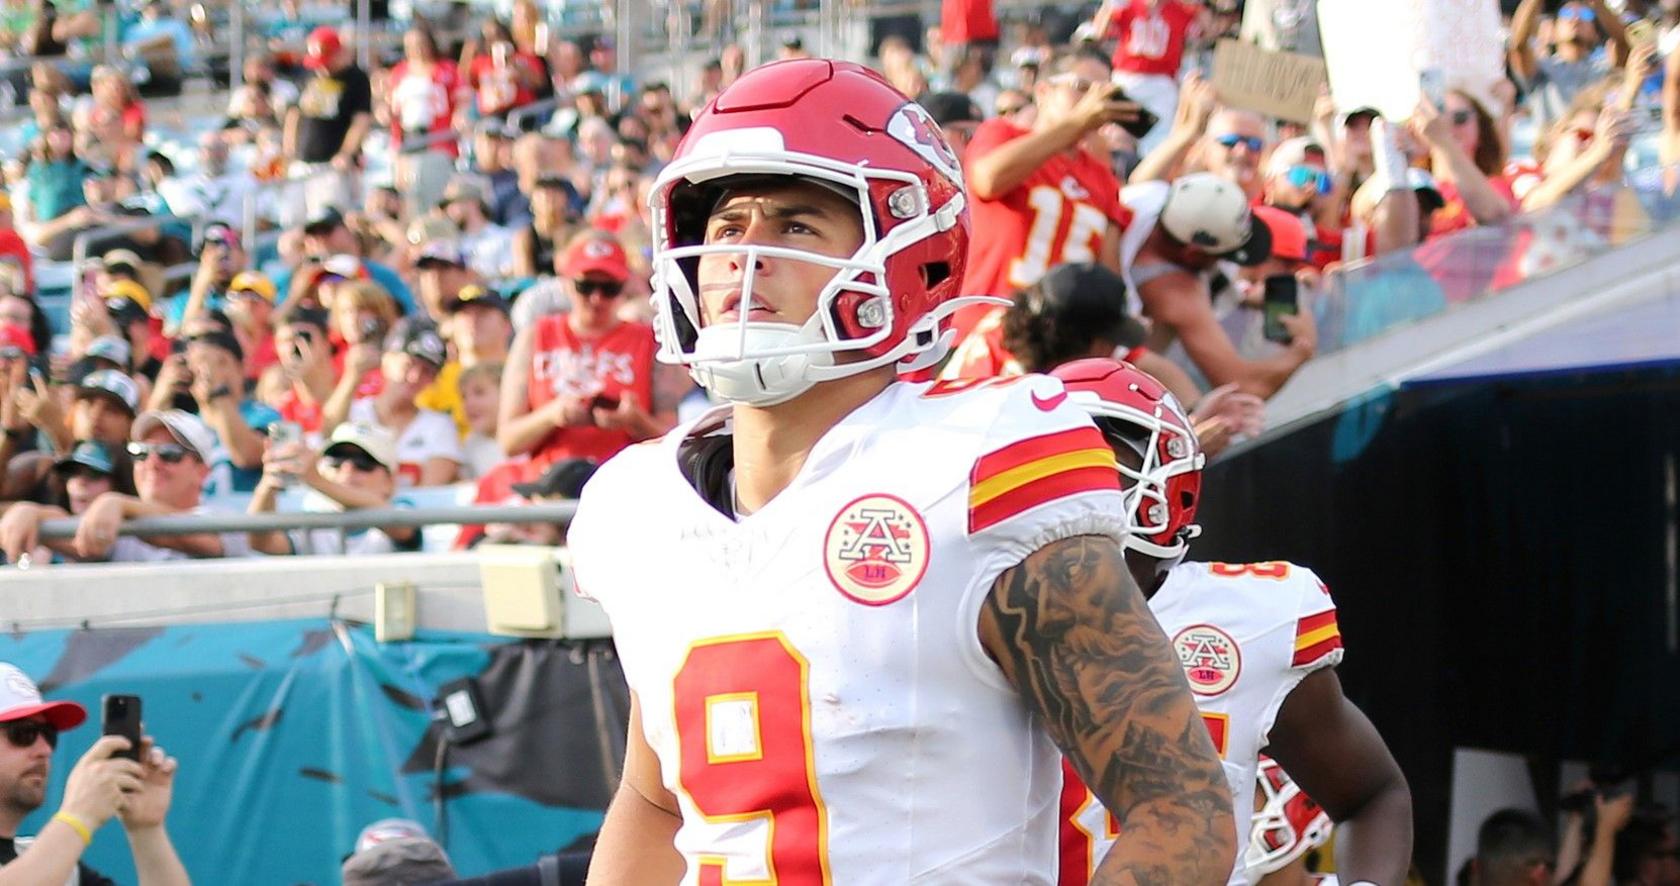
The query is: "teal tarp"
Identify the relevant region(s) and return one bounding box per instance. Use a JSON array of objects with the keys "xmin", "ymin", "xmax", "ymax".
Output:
[{"xmin": 0, "ymin": 620, "xmax": 624, "ymax": 884}]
